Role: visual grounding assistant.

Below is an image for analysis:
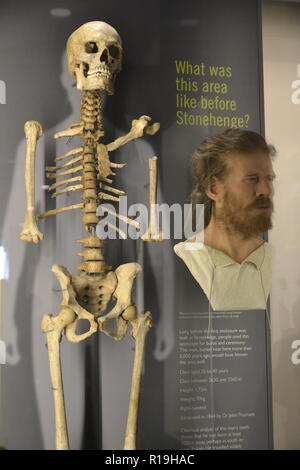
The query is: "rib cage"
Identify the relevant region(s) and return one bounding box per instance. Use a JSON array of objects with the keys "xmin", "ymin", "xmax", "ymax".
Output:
[{"xmin": 46, "ymin": 91, "xmax": 125, "ymax": 276}]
